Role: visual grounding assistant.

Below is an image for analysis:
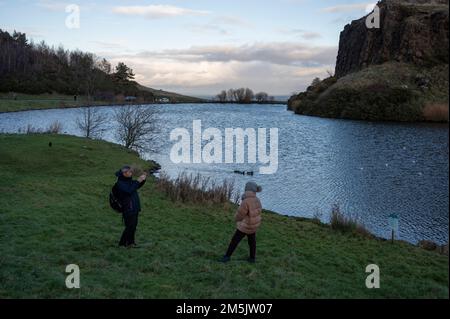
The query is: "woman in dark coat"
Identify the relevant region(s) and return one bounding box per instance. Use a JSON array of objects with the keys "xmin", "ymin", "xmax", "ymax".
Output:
[{"xmin": 114, "ymin": 166, "xmax": 147, "ymax": 248}]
